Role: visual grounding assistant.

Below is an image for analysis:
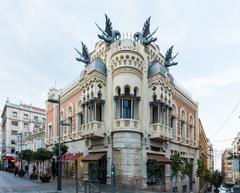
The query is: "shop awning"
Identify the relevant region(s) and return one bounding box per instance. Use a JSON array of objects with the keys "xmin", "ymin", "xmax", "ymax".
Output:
[
  {"xmin": 82, "ymin": 153, "xmax": 105, "ymax": 162},
  {"xmin": 4, "ymin": 156, "xmax": 15, "ymax": 160},
  {"xmin": 63, "ymin": 153, "xmax": 82, "ymax": 161},
  {"xmin": 147, "ymin": 153, "xmax": 173, "ymax": 164}
]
